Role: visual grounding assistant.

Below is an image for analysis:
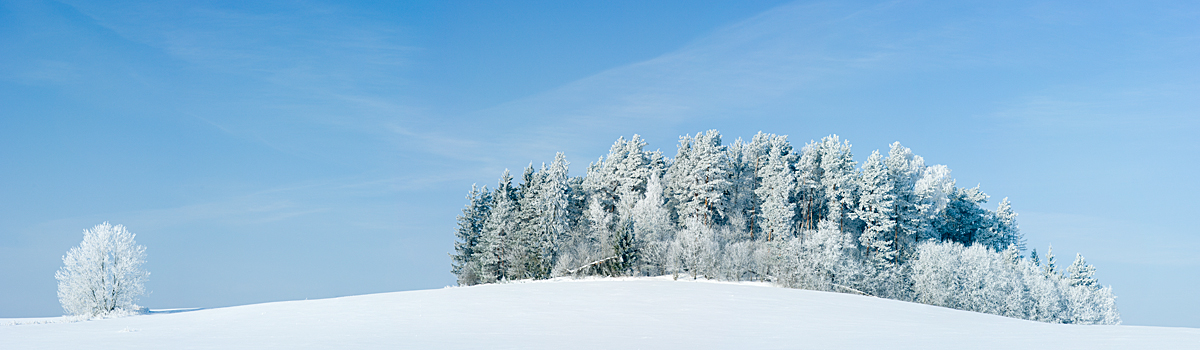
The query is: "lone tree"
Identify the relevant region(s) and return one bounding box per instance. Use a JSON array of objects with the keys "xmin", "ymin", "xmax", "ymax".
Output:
[{"xmin": 55, "ymin": 222, "xmax": 149, "ymax": 317}]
